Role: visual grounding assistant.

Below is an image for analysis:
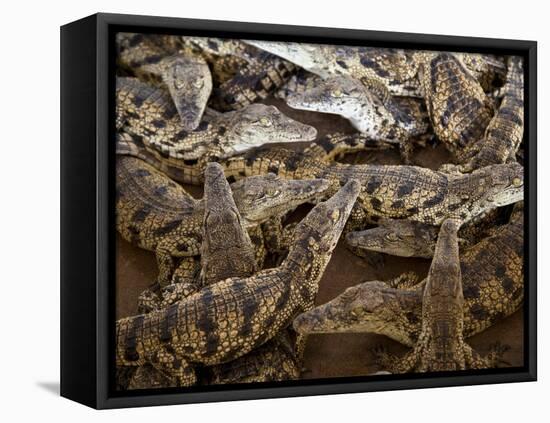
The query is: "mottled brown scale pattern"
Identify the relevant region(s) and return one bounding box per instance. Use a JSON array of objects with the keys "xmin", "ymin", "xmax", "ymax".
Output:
[
  {"xmin": 200, "ymin": 162, "xmax": 258, "ymax": 285},
  {"xmin": 117, "ymin": 33, "xmax": 213, "ymax": 130},
  {"xmin": 116, "ymin": 156, "xmax": 203, "ymax": 285},
  {"xmin": 210, "ymin": 51, "xmax": 297, "ymax": 111},
  {"xmin": 390, "ymin": 219, "xmax": 481, "ymax": 372},
  {"xmin": 284, "ymin": 75, "xmax": 430, "ymax": 157},
  {"xmin": 117, "ymin": 77, "xmax": 317, "ymax": 161},
  {"xmin": 206, "ymin": 334, "xmax": 300, "ymax": 384},
  {"xmin": 116, "ymin": 182, "xmax": 361, "ymax": 386},
  {"xmin": 345, "ymin": 207, "xmax": 502, "ymax": 258},
  {"xmin": 147, "ymin": 35, "xmax": 298, "ymax": 111},
  {"xmin": 117, "ymin": 155, "xmax": 331, "ymax": 288},
  {"xmin": 294, "ymin": 205, "xmax": 524, "ymax": 348},
  {"xmin": 417, "ymin": 52, "xmax": 494, "ymax": 162},
  {"xmin": 462, "ymin": 56, "xmax": 524, "ymax": 170}
]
